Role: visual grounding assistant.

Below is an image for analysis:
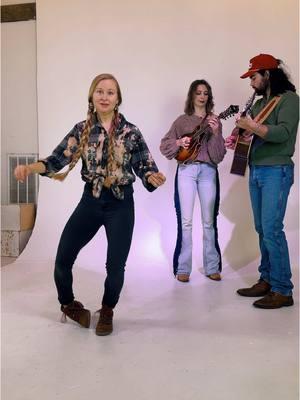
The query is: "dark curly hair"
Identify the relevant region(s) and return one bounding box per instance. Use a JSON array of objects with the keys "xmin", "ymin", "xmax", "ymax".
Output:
[{"xmin": 258, "ymin": 61, "xmax": 296, "ymax": 95}]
